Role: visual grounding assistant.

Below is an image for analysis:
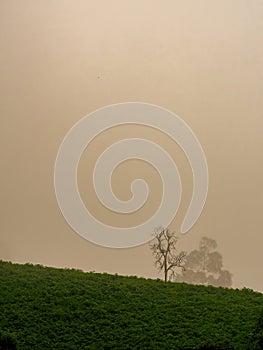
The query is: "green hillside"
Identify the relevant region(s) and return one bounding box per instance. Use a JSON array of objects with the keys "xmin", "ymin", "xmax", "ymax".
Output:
[{"xmin": 0, "ymin": 260, "xmax": 262, "ymax": 350}]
